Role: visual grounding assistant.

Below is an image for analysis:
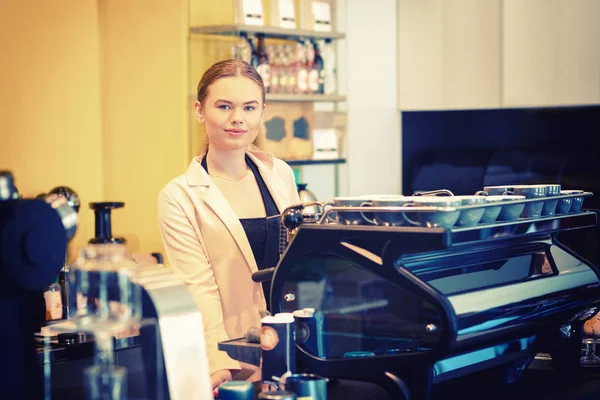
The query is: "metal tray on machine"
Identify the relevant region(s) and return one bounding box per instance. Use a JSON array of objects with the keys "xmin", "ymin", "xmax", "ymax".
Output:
[
  {"xmin": 218, "ymin": 338, "xmax": 261, "ymax": 366},
  {"xmin": 298, "ymin": 192, "xmax": 596, "ymax": 248},
  {"xmin": 448, "ymin": 210, "xmax": 597, "ymax": 245}
]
